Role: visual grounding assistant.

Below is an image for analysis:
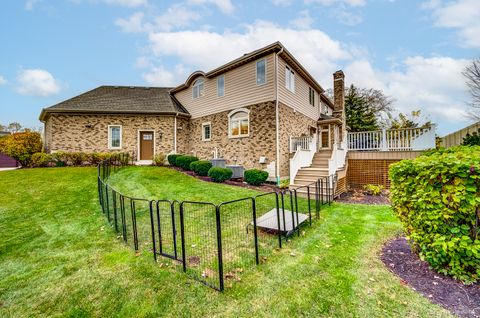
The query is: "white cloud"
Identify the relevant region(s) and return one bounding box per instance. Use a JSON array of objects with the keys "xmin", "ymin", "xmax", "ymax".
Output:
[
  {"xmin": 187, "ymin": 0, "xmax": 235, "ymax": 14},
  {"xmin": 143, "ymin": 64, "xmax": 188, "ymax": 86},
  {"xmin": 0, "ymin": 76, "xmax": 7, "ymax": 85},
  {"xmin": 16, "ymin": 69, "xmax": 61, "ymax": 97},
  {"xmin": 115, "ymin": 12, "xmax": 146, "ymax": 33},
  {"xmin": 305, "ymin": 0, "xmax": 366, "ymax": 7},
  {"xmin": 103, "ymin": 0, "xmax": 147, "ymax": 7},
  {"xmin": 147, "ymin": 20, "xmax": 351, "ymax": 85},
  {"xmin": 333, "ymin": 8, "xmax": 363, "ymax": 26},
  {"xmin": 25, "ymin": 0, "xmax": 40, "ymax": 10},
  {"xmin": 271, "ymin": 0, "xmax": 293, "ymax": 6},
  {"xmin": 424, "ymin": 0, "xmax": 480, "ymax": 48},
  {"xmin": 345, "ymin": 56, "xmax": 471, "ymax": 126},
  {"xmin": 289, "ymin": 10, "xmax": 314, "ymax": 29}
]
